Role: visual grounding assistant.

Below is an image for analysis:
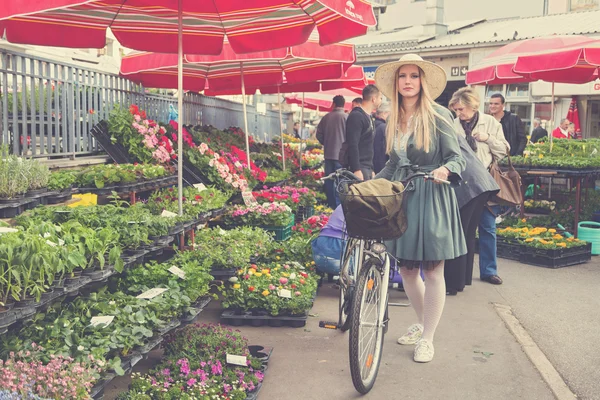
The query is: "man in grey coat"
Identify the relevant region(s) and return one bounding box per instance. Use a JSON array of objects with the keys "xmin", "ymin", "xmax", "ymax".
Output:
[{"xmin": 317, "ymin": 95, "xmax": 348, "ymax": 208}]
